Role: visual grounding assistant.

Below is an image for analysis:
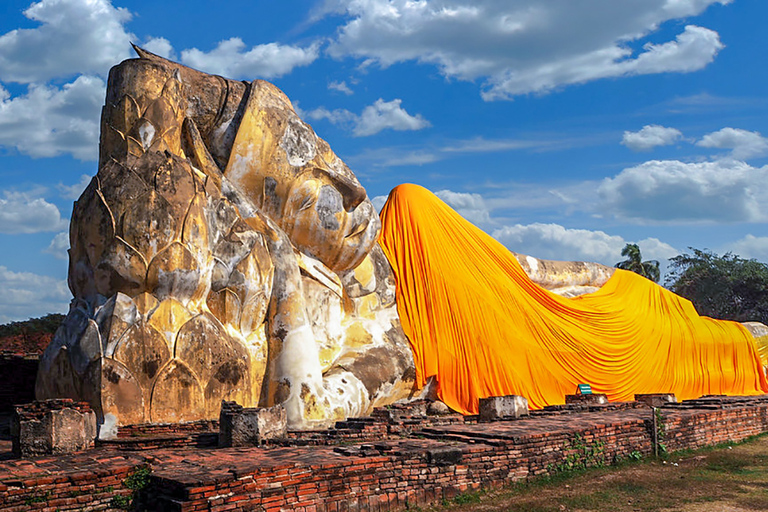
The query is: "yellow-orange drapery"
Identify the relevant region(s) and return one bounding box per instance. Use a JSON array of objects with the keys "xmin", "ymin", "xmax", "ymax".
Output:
[{"xmin": 378, "ymin": 183, "xmax": 768, "ymax": 415}]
